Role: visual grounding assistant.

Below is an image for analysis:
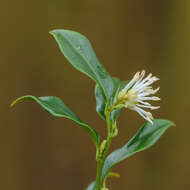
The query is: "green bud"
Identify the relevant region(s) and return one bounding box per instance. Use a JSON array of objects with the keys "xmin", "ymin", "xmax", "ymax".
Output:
[
  {"xmin": 111, "ymin": 122, "xmax": 118, "ymax": 138},
  {"xmin": 111, "ymin": 126, "xmax": 118, "ymax": 137},
  {"xmin": 107, "ymin": 172, "xmax": 120, "ymax": 178},
  {"xmin": 100, "ymin": 140, "xmax": 107, "ymax": 155}
]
